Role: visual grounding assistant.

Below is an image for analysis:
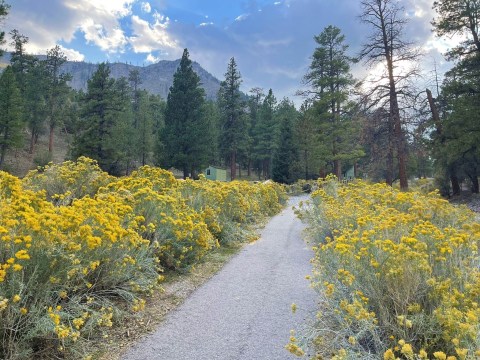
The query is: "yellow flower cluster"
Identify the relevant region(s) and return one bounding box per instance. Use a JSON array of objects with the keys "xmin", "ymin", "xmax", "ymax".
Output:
[
  {"xmin": 298, "ymin": 178, "xmax": 480, "ymax": 359},
  {"xmin": 1, "ymin": 158, "xmax": 286, "ymax": 358}
]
